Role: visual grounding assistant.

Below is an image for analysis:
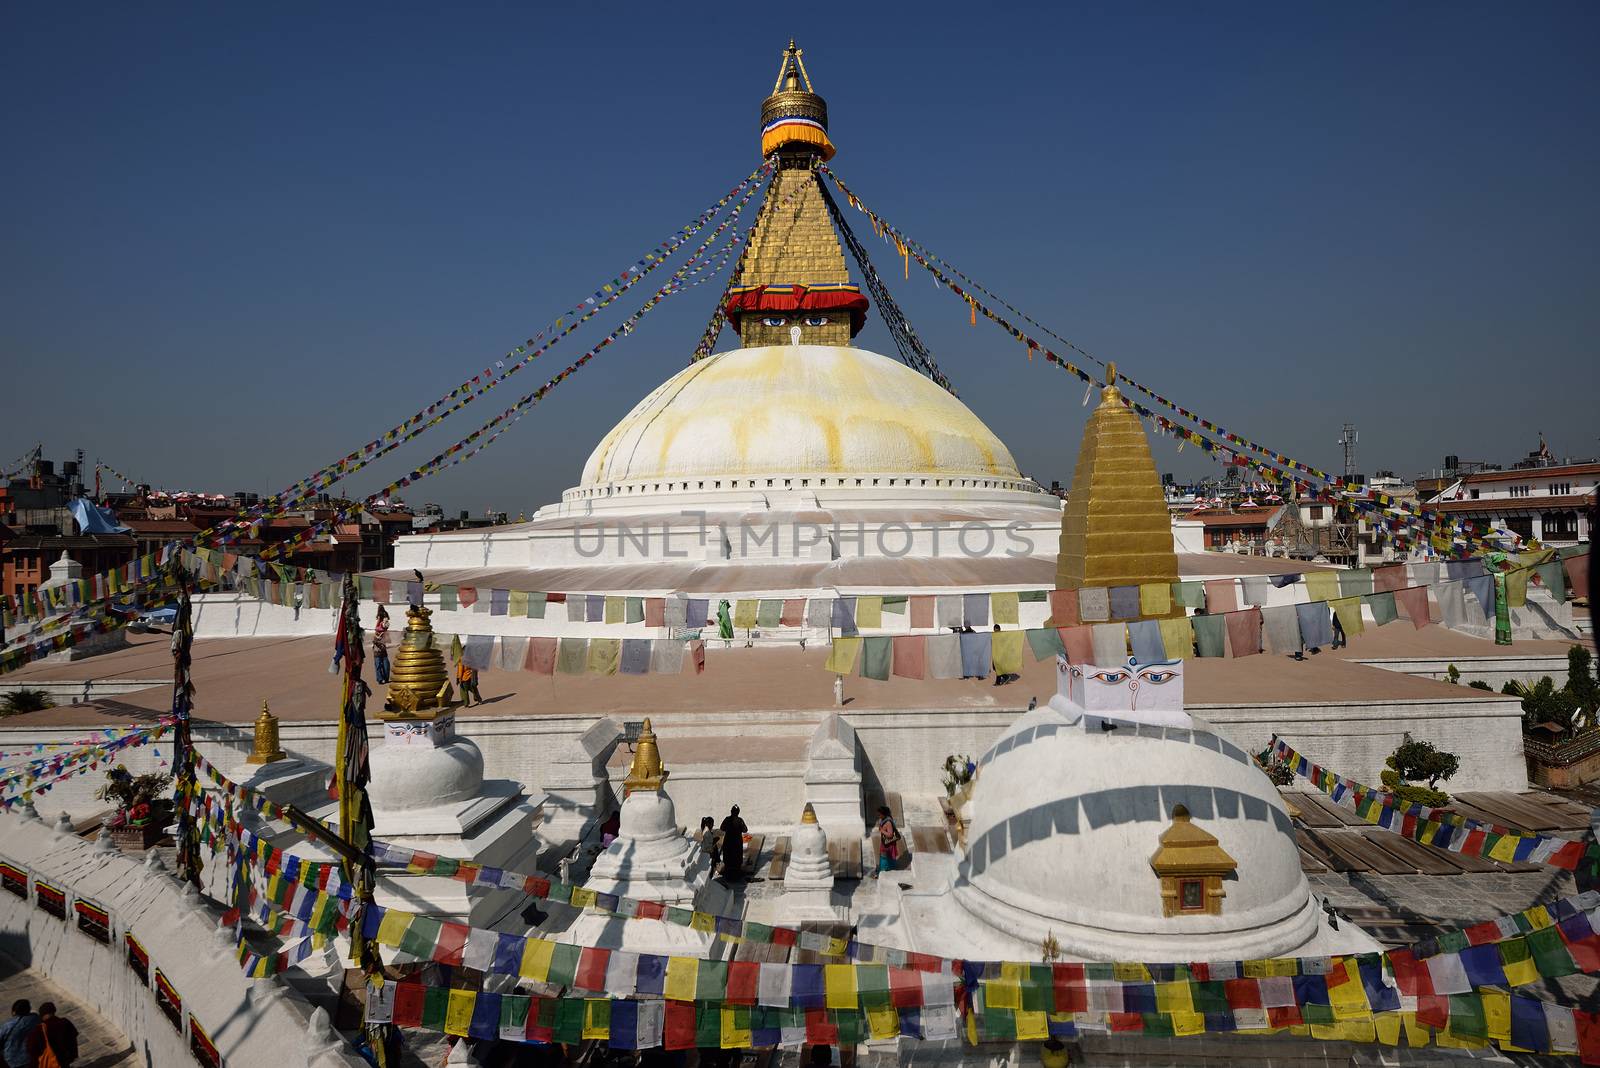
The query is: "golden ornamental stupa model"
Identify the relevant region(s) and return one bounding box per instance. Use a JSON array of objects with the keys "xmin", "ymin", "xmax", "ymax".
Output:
[{"xmin": 384, "ymin": 603, "xmax": 453, "ymax": 714}]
